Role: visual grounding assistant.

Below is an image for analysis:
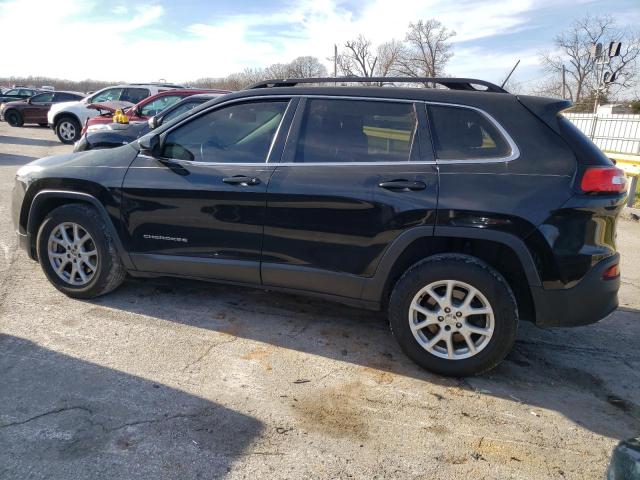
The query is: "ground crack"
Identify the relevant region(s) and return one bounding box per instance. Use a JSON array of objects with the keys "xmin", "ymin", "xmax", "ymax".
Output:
[
  {"xmin": 182, "ymin": 337, "xmax": 237, "ymax": 372},
  {"xmin": 106, "ymin": 408, "xmax": 220, "ymax": 433},
  {"xmin": 0, "ymin": 406, "xmax": 93, "ymax": 428}
]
